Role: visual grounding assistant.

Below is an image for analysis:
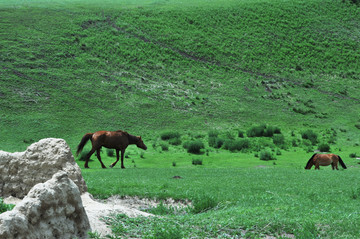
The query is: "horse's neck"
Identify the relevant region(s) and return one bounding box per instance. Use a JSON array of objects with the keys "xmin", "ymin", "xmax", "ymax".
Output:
[{"xmin": 128, "ymin": 134, "xmax": 138, "ymax": 145}]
